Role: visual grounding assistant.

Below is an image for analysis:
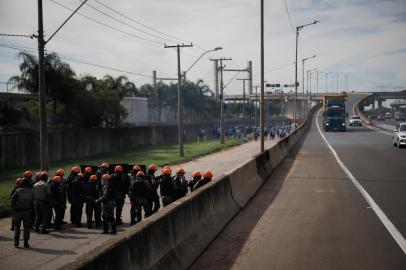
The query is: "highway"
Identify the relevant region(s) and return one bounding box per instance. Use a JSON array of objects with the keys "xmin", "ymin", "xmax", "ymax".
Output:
[{"xmin": 191, "ymin": 94, "xmax": 406, "ymax": 270}]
